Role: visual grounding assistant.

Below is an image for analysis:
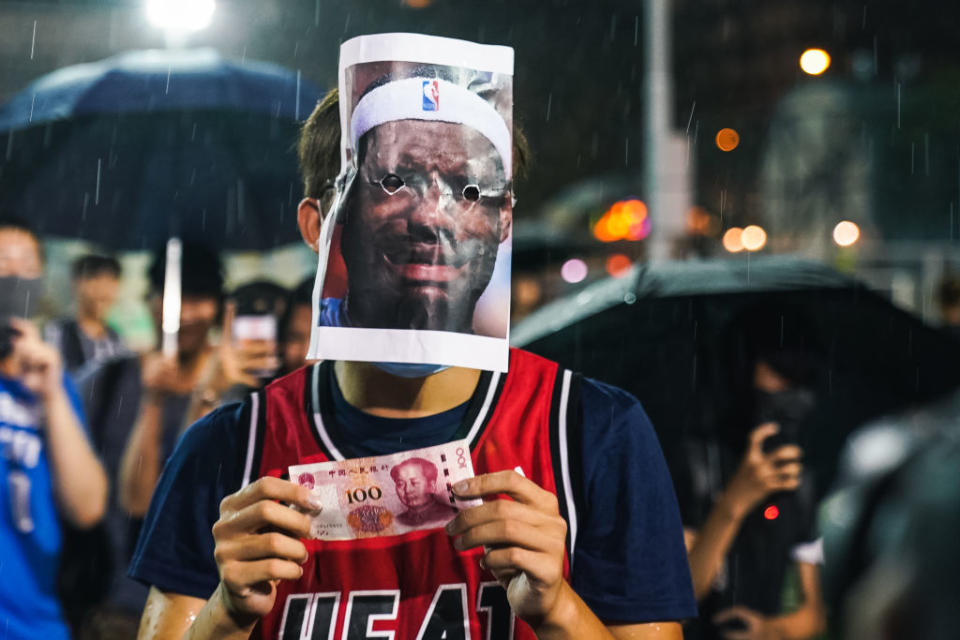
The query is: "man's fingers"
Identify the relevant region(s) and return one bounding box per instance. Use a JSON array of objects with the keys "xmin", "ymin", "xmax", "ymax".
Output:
[
  {"xmin": 453, "ymin": 519, "xmax": 556, "ymax": 553},
  {"xmin": 216, "ymin": 532, "xmax": 309, "ymax": 565},
  {"xmin": 222, "ymin": 476, "xmax": 320, "ymax": 513},
  {"xmin": 221, "ymin": 558, "xmax": 303, "ymax": 594},
  {"xmin": 774, "ymin": 476, "xmax": 802, "ymax": 491},
  {"xmin": 748, "ymin": 423, "xmax": 779, "ymax": 453},
  {"xmin": 235, "ymin": 340, "xmax": 277, "ymax": 358},
  {"xmin": 216, "ymin": 500, "xmax": 312, "ymax": 539},
  {"xmin": 242, "ymin": 355, "xmax": 280, "ymax": 372},
  {"xmin": 6, "ymin": 317, "xmax": 37, "ymax": 341},
  {"xmin": 713, "ymin": 606, "xmax": 750, "ymax": 625},
  {"xmin": 446, "ymin": 499, "xmax": 556, "ymax": 536},
  {"xmin": 481, "ymin": 547, "xmax": 552, "ymax": 580},
  {"xmin": 452, "ymin": 470, "xmax": 557, "ymax": 512},
  {"xmin": 769, "ymin": 445, "xmax": 803, "ymax": 464},
  {"xmin": 776, "ymin": 462, "xmax": 802, "ymax": 478}
]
